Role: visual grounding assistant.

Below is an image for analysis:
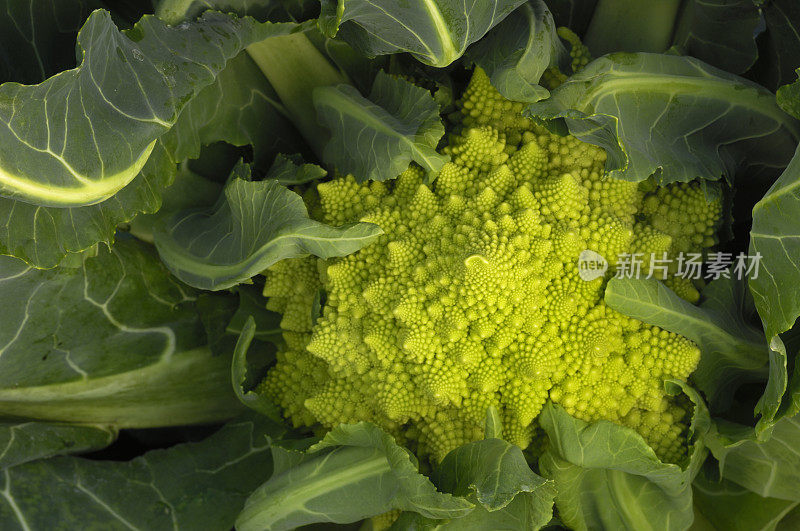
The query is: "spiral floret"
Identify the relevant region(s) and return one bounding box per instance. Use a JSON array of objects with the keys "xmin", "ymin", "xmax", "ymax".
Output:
[{"xmin": 259, "ymin": 68, "xmax": 721, "ymax": 464}]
